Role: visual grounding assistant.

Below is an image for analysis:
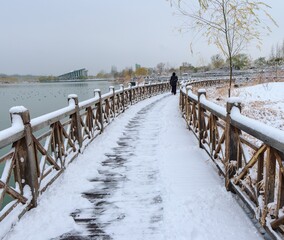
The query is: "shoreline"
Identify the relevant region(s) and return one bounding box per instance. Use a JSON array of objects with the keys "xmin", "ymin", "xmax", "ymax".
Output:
[{"xmin": 0, "ymin": 78, "xmax": 116, "ymax": 85}]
